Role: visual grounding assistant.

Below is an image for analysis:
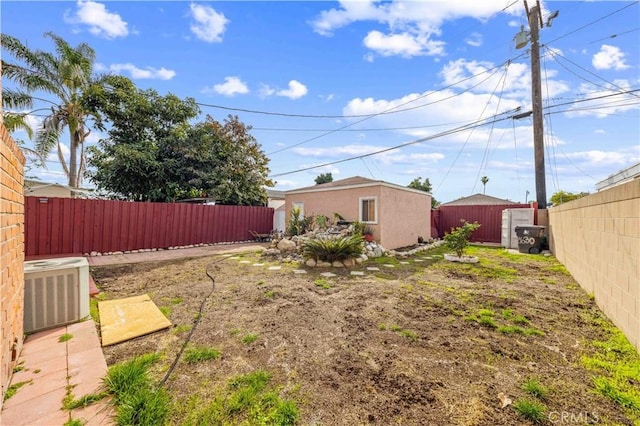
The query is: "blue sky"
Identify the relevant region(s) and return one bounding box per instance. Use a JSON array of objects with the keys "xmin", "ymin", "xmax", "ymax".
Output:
[{"xmin": 3, "ymin": 0, "xmax": 639, "ymax": 203}]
